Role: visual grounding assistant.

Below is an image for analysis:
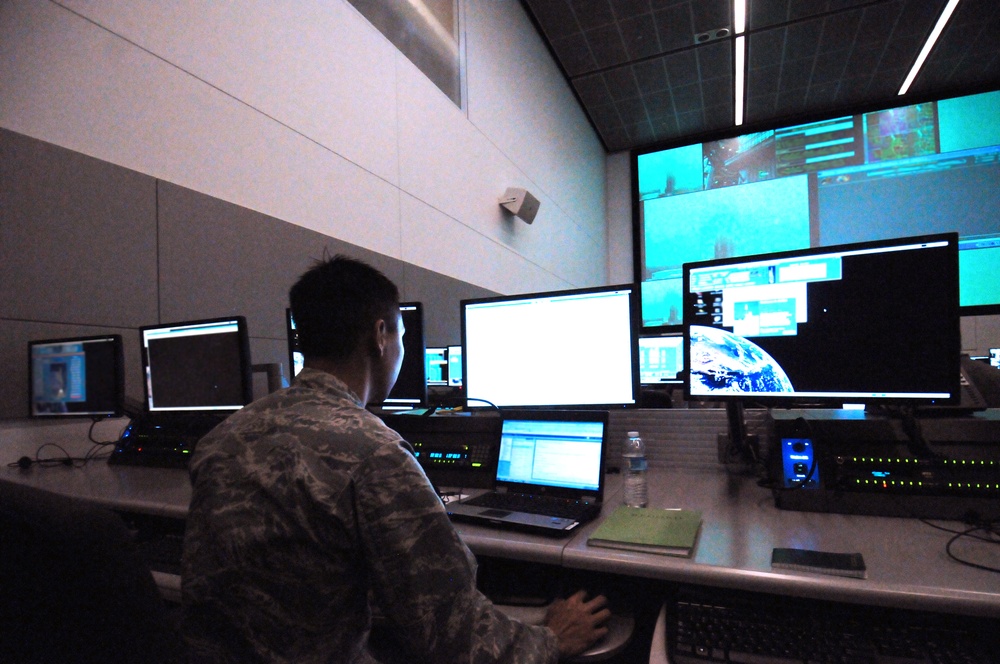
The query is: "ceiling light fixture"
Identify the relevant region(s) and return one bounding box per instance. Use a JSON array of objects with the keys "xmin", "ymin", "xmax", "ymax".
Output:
[
  {"xmin": 734, "ymin": 0, "xmax": 747, "ymax": 126},
  {"xmin": 735, "ymin": 36, "xmax": 746, "ymax": 126},
  {"xmin": 899, "ymin": 0, "xmax": 961, "ymax": 95}
]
